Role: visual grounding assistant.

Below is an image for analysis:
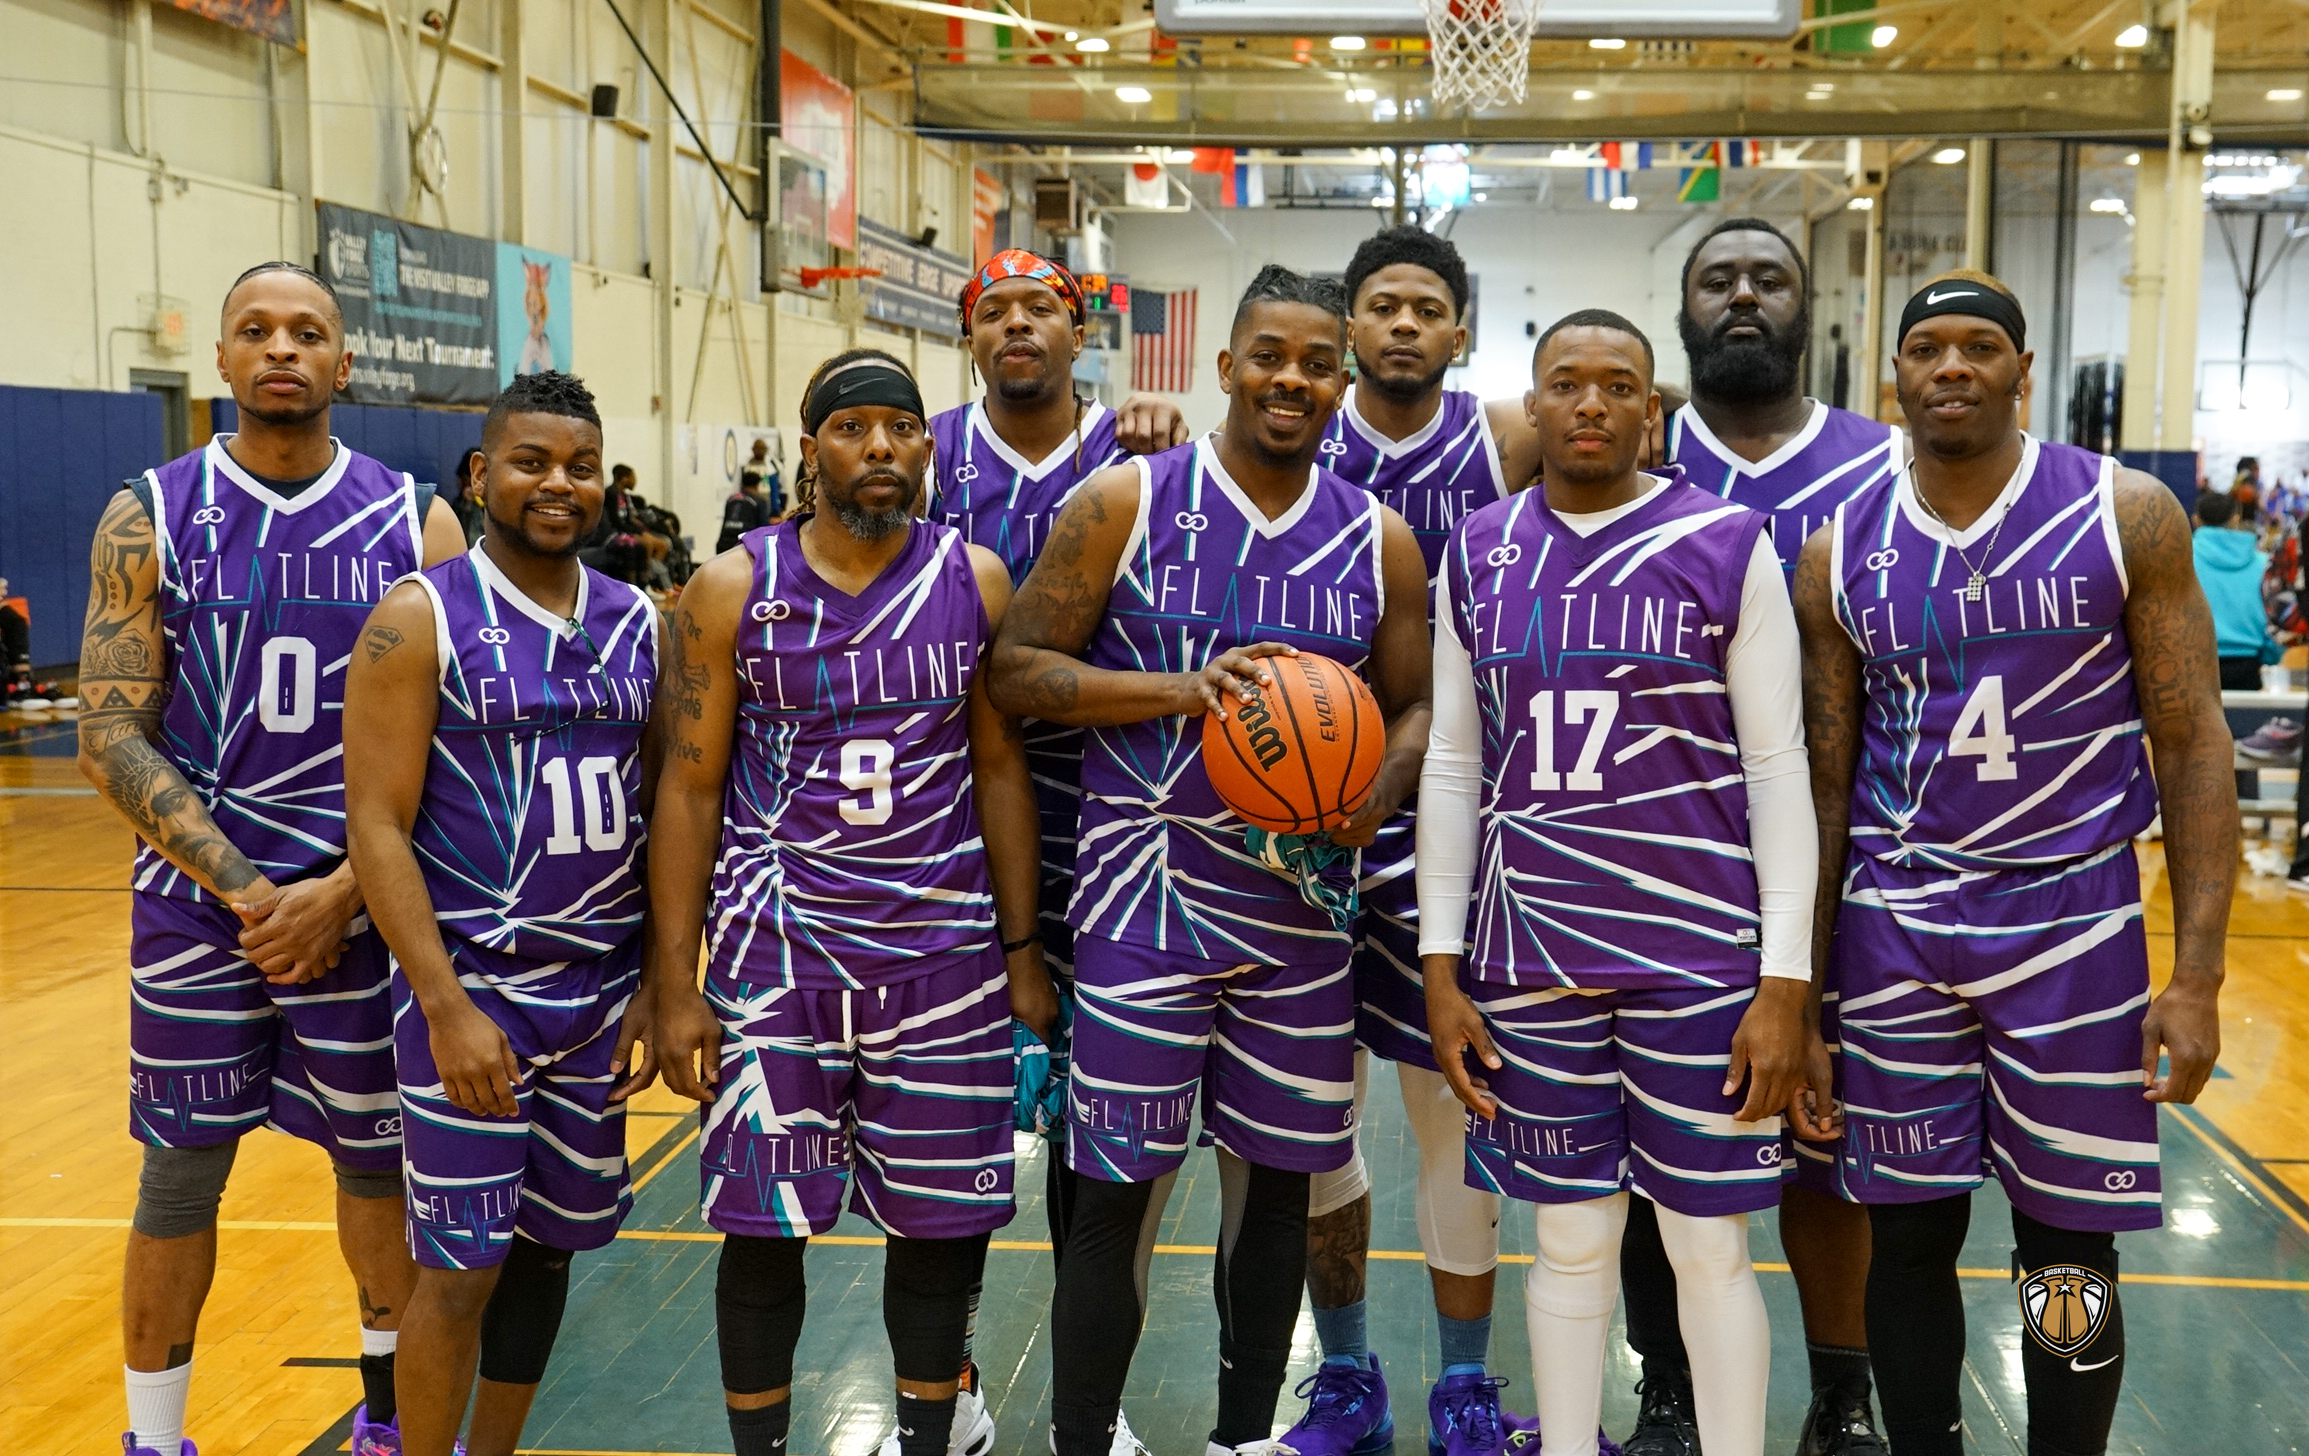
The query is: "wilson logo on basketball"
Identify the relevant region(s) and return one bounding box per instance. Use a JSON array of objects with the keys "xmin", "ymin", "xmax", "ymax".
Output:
[
  {"xmin": 1201, "ymin": 651, "xmax": 1385, "ymax": 835},
  {"xmin": 2015, "ymin": 1263, "xmax": 2112, "ymax": 1357},
  {"xmin": 1235, "ymin": 690, "xmax": 1290, "ymax": 771}
]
